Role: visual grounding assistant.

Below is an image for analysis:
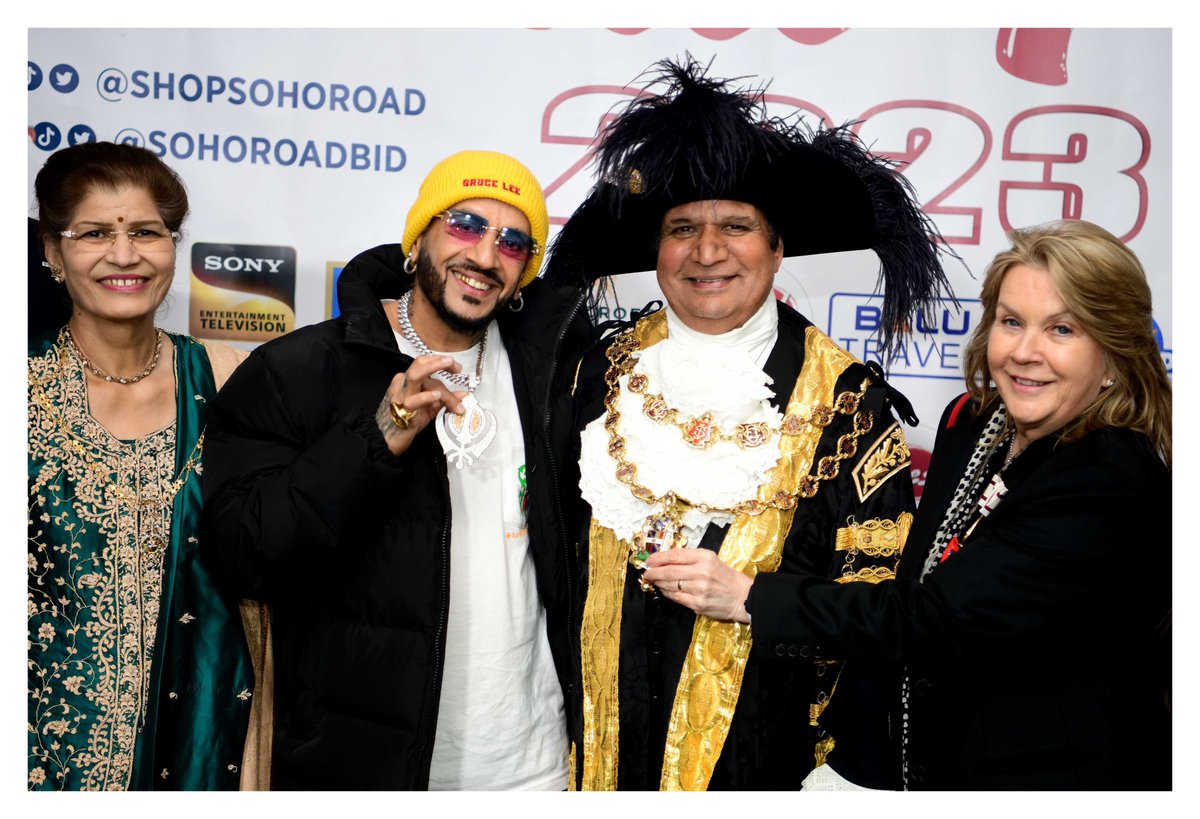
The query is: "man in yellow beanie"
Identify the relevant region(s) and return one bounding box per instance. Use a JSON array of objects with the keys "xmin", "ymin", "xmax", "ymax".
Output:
[{"xmin": 202, "ymin": 150, "xmax": 591, "ymax": 790}]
